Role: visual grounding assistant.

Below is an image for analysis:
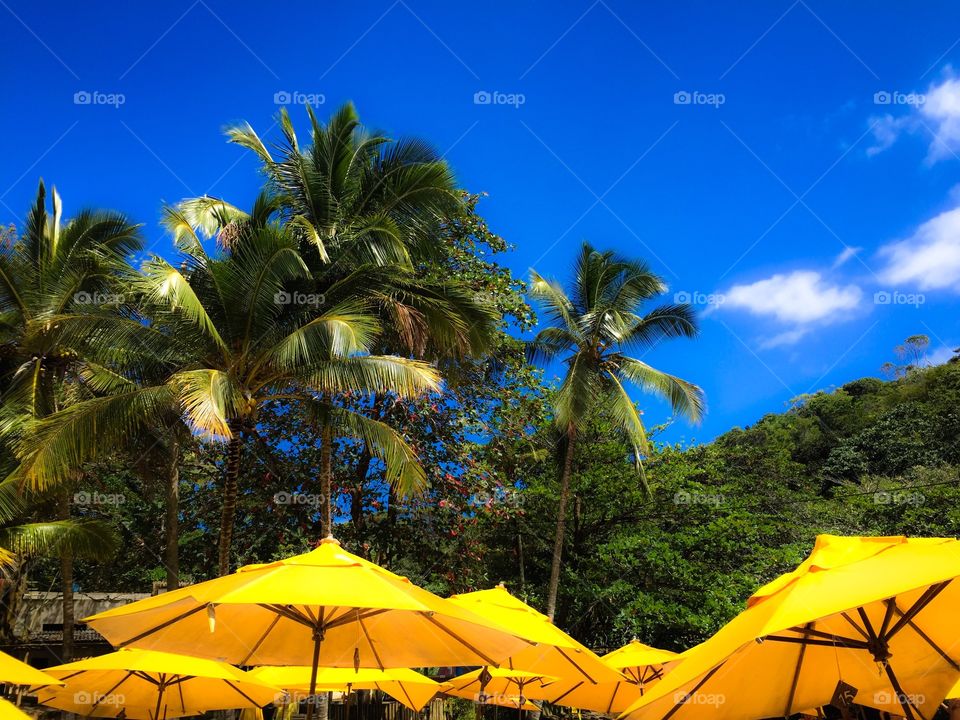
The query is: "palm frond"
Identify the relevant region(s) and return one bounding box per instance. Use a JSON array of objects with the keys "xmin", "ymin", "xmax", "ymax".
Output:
[
  {"xmin": 614, "ymin": 355, "xmax": 705, "ymax": 423},
  {"xmin": 305, "ymin": 356, "xmax": 440, "ymax": 397},
  {"xmin": 329, "ymin": 406, "xmax": 427, "ymax": 496},
  {"xmin": 0, "ymin": 519, "xmax": 119, "ymax": 565}
]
